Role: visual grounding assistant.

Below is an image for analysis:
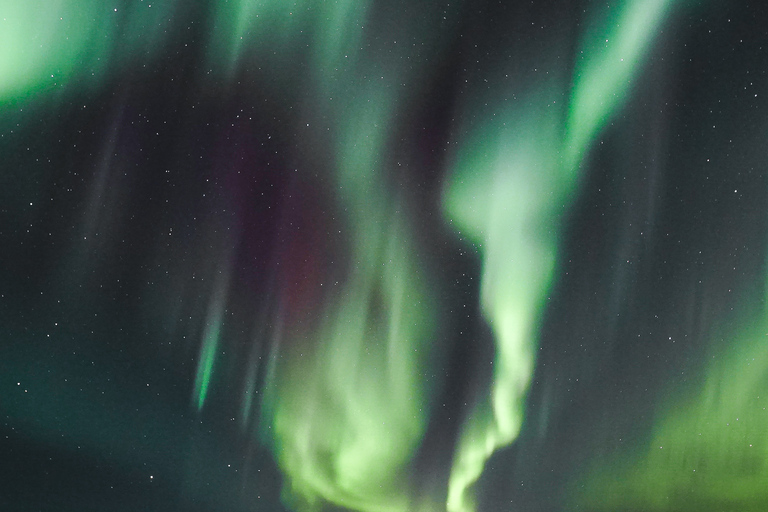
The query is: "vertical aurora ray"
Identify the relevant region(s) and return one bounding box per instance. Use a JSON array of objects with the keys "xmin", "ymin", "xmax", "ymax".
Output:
[
  {"xmin": 205, "ymin": 0, "xmax": 307, "ymax": 78},
  {"xmin": 194, "ymin": 320, "xmax": 221, "ymax": 411},
  {"xmin": 204, "ymin": 0, "xmax": 372, "ymax": 90},
  {"xmin": 564, "ymin": 0, "xmax": 676, "ymax": 170},
  {"xmin": 444, "ymin": 1, "xmax": 676, "ymax": 511},
  {"xmin": 193, "ymin": 260, "xmax": 233, "ymax": 412}
]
